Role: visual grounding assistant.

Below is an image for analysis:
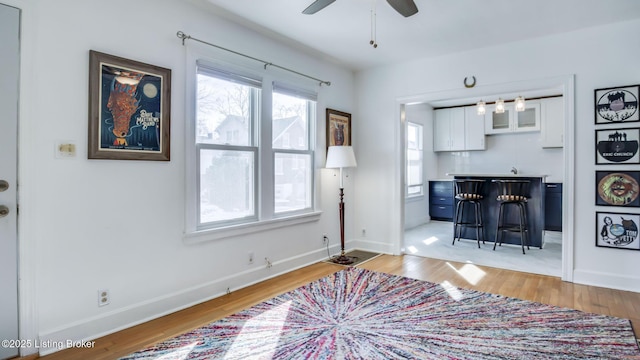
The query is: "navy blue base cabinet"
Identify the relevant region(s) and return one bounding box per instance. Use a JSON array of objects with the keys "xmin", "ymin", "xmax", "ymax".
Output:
[
  {"xmin": 429, "ymin": 181, "xmax": 454, "ymax": 221},
  {"xmin": 544, "ymin": 183, "xmax": 562, "ymax": 231}
]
